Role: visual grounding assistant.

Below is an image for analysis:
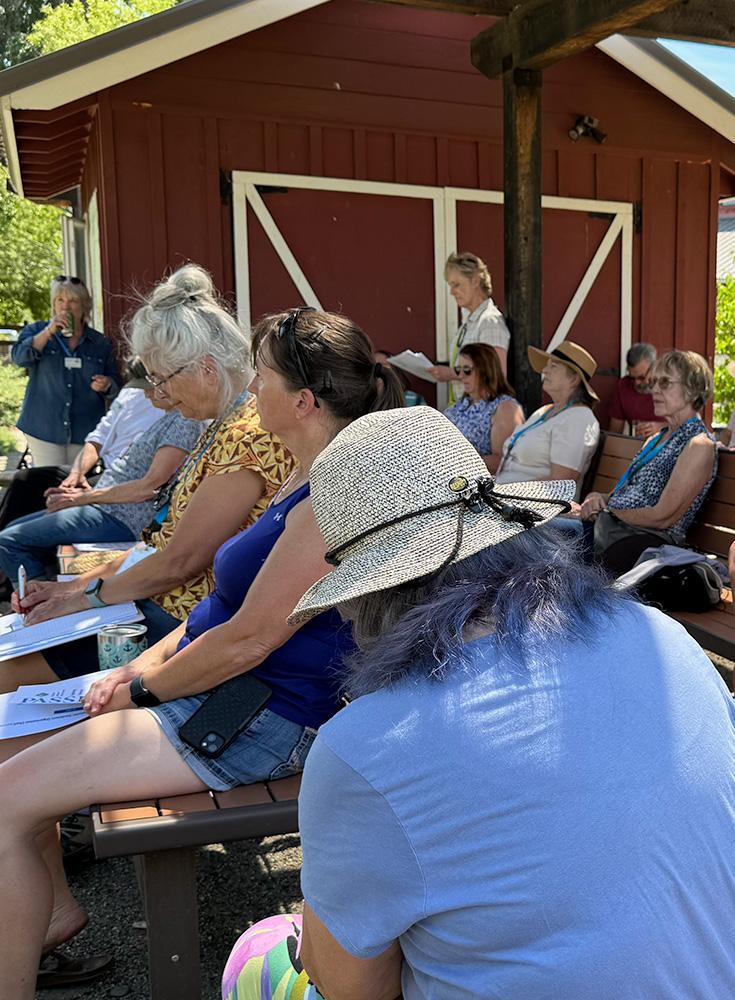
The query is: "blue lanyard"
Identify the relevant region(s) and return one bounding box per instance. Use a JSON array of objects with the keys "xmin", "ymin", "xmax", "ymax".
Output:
[
  {"xmin": 610, "ymin": 416, "xmax": 700, "ymax": 496},
  {"xmin": 504, "ymin": 402, "xmax": 572, "ymax": 457},
  {"xmin": 54, "ymin": 333, "xmax": 78, "ymax": 357}
]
